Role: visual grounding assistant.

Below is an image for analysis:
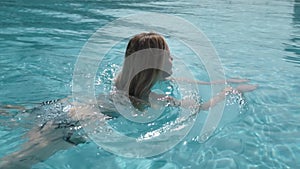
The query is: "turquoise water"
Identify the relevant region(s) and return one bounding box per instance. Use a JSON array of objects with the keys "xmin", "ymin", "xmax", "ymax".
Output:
[{"xmin": 1, "ymin": 0, "xmax": 300, "ymax": 168}]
